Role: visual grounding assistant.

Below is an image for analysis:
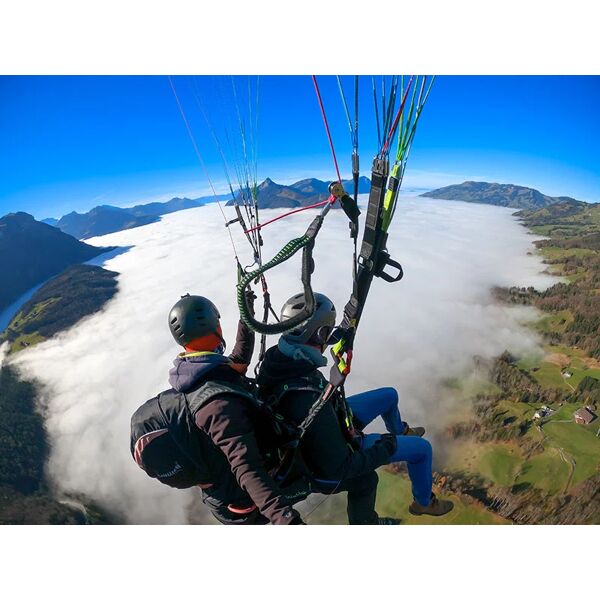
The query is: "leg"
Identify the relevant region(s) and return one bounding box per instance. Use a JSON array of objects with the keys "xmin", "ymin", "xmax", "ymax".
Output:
[
  {"xmin": 362, "ymin": 433, "xmax": 432, "ymax": 506},
  {"xmin": 346, "ymin": 387, "xmax": 405, "ymax": 434},
  {"xmin": 345, "ymin": 471, "xmax": 379, "ymax": 525},
  {"xmin": 312, "ymin": 472, "xmax": 380, "ymax": 525}
]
